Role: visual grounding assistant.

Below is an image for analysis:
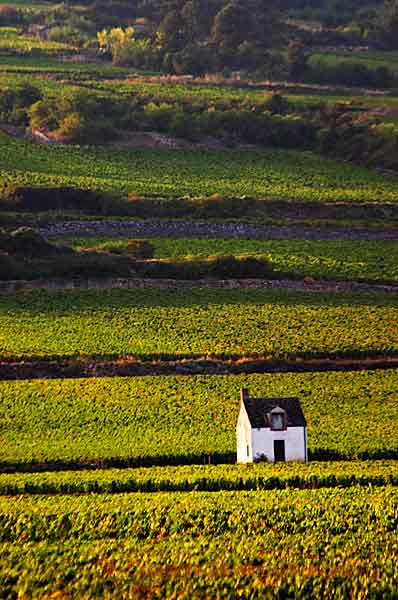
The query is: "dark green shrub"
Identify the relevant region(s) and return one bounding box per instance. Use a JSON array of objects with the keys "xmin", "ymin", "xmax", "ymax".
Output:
[
  {"xmin": 136, "ymin": 255, "xmax": 275, "ymax": 280},
  {"xmin": 195, "ymin": 195, "xmax": 257, "ymax": 218},
  {"xmin": 206, "ymin": 255, "xmax": 274, "ymax": 278},
  {"xmin": 126, "ymin": 240, "xmax": 154, "ymax": 259},
  {"xmin": 10, "ymin": 186, "xmax": 114, "ymax": 214},
  {"xmin": 13, "ymin": 227, "xmax": 60, "ymax": 258},
  {"xmin": 0, "ymin": 227, "xmax": 56, "ymax": 259},
  {"xmin": 0, "ymin": 84, "xmax": 41, "ymax": 126},
  {"xmin": 263, "ymin": 93, "xmax": 290, "ymax": 115},
  {"xmin": 47, "ymin": 251, "xmax": 133, "ymax": 278},
  {"xmin": 0, "ymin": 252, "xmax": 27, "ymax": 279},
  {"xmin": 0, "ymin": 5, "xmax": 23, "ymax": 24},
  {"xmin": 29, "ymin": 89, "xmax": 124, "ymax": 143}
]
